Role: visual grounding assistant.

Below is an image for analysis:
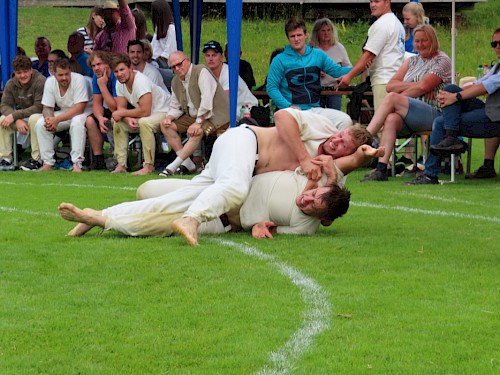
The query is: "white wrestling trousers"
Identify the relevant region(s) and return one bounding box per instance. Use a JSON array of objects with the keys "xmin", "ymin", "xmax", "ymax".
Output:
[
  {"xmin": 35, "ymin": 112, "xmax": 87, "ymax": 166},
  {"xmin": 103, "ymin": 126, "xmax": 258, "ymax": 236}
]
